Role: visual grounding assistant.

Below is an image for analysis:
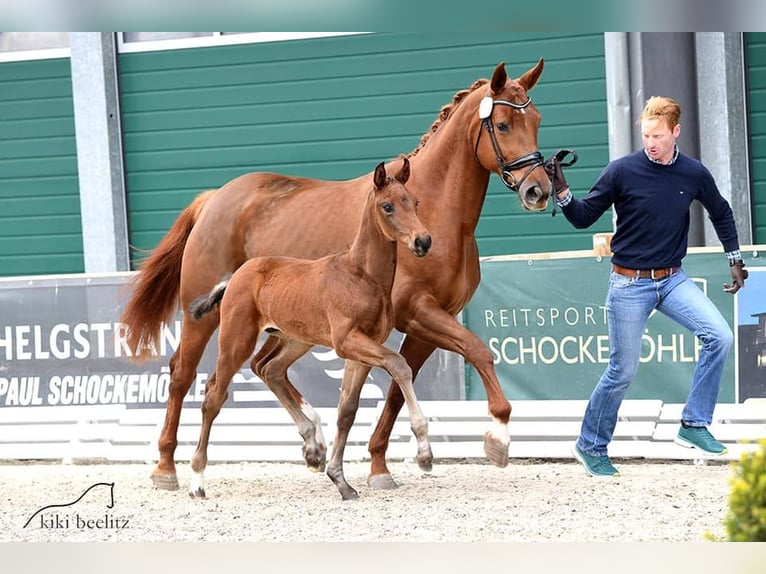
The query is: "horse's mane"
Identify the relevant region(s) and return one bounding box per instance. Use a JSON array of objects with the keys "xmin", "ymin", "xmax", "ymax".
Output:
[{"xmin": 405, "ymin": 78, "xmax": 489, "ymax": 159}]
